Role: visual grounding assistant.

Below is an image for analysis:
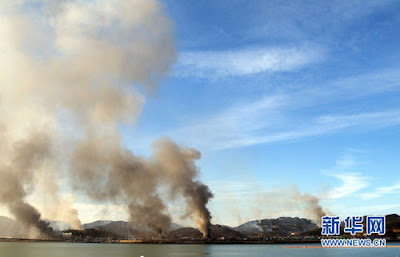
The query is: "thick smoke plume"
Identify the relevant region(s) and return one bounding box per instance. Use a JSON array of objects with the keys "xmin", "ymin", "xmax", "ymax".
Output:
[
  {"xmin": 70, "ymin": 137, "xmax": 213, "ymax": 236},
  {"xmin": 0, "ymin": 0, "xmax": 212, "ymax": 238},
  {"xmin": 153, "ymin": 140, "xmax": 213, "ymax": 237},
  {"xmin": 0, "ymin": 131, "xmax": 55, "ymax": 237}
]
